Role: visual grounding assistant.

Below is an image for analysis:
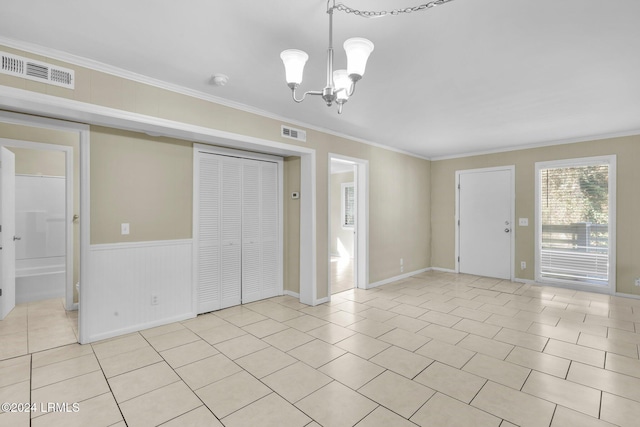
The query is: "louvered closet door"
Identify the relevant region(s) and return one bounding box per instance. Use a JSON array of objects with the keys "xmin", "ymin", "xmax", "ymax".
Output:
[
  {"xmin": 241, "ymin": 160, "xmax": 280, "ymax": 303},
  {"xmin": 260, "ymin": 161, "xmax": 279, "ymax": 299},
  {"xmin": 220, "ymin": 158, "xmax": 243, "ymax": 309},
  {"xmin": 197, "ymin": 154, "xmax": 221, "ymax": 313}
]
